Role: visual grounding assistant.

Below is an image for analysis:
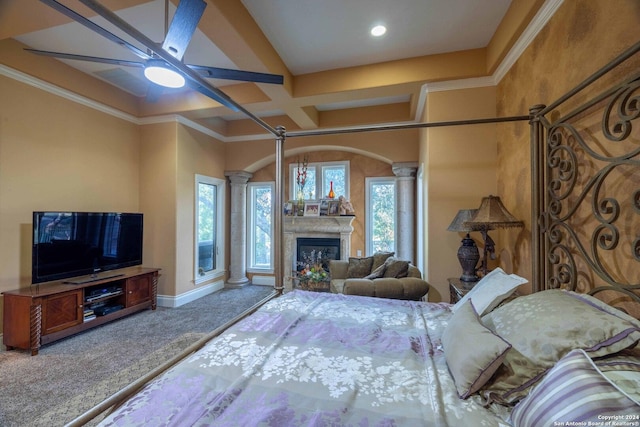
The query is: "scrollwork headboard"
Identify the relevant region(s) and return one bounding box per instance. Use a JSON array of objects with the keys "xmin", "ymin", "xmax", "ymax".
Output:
[{"xmin": 530, "ymin": 42, "xmax": 640, "ymax": 317}]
